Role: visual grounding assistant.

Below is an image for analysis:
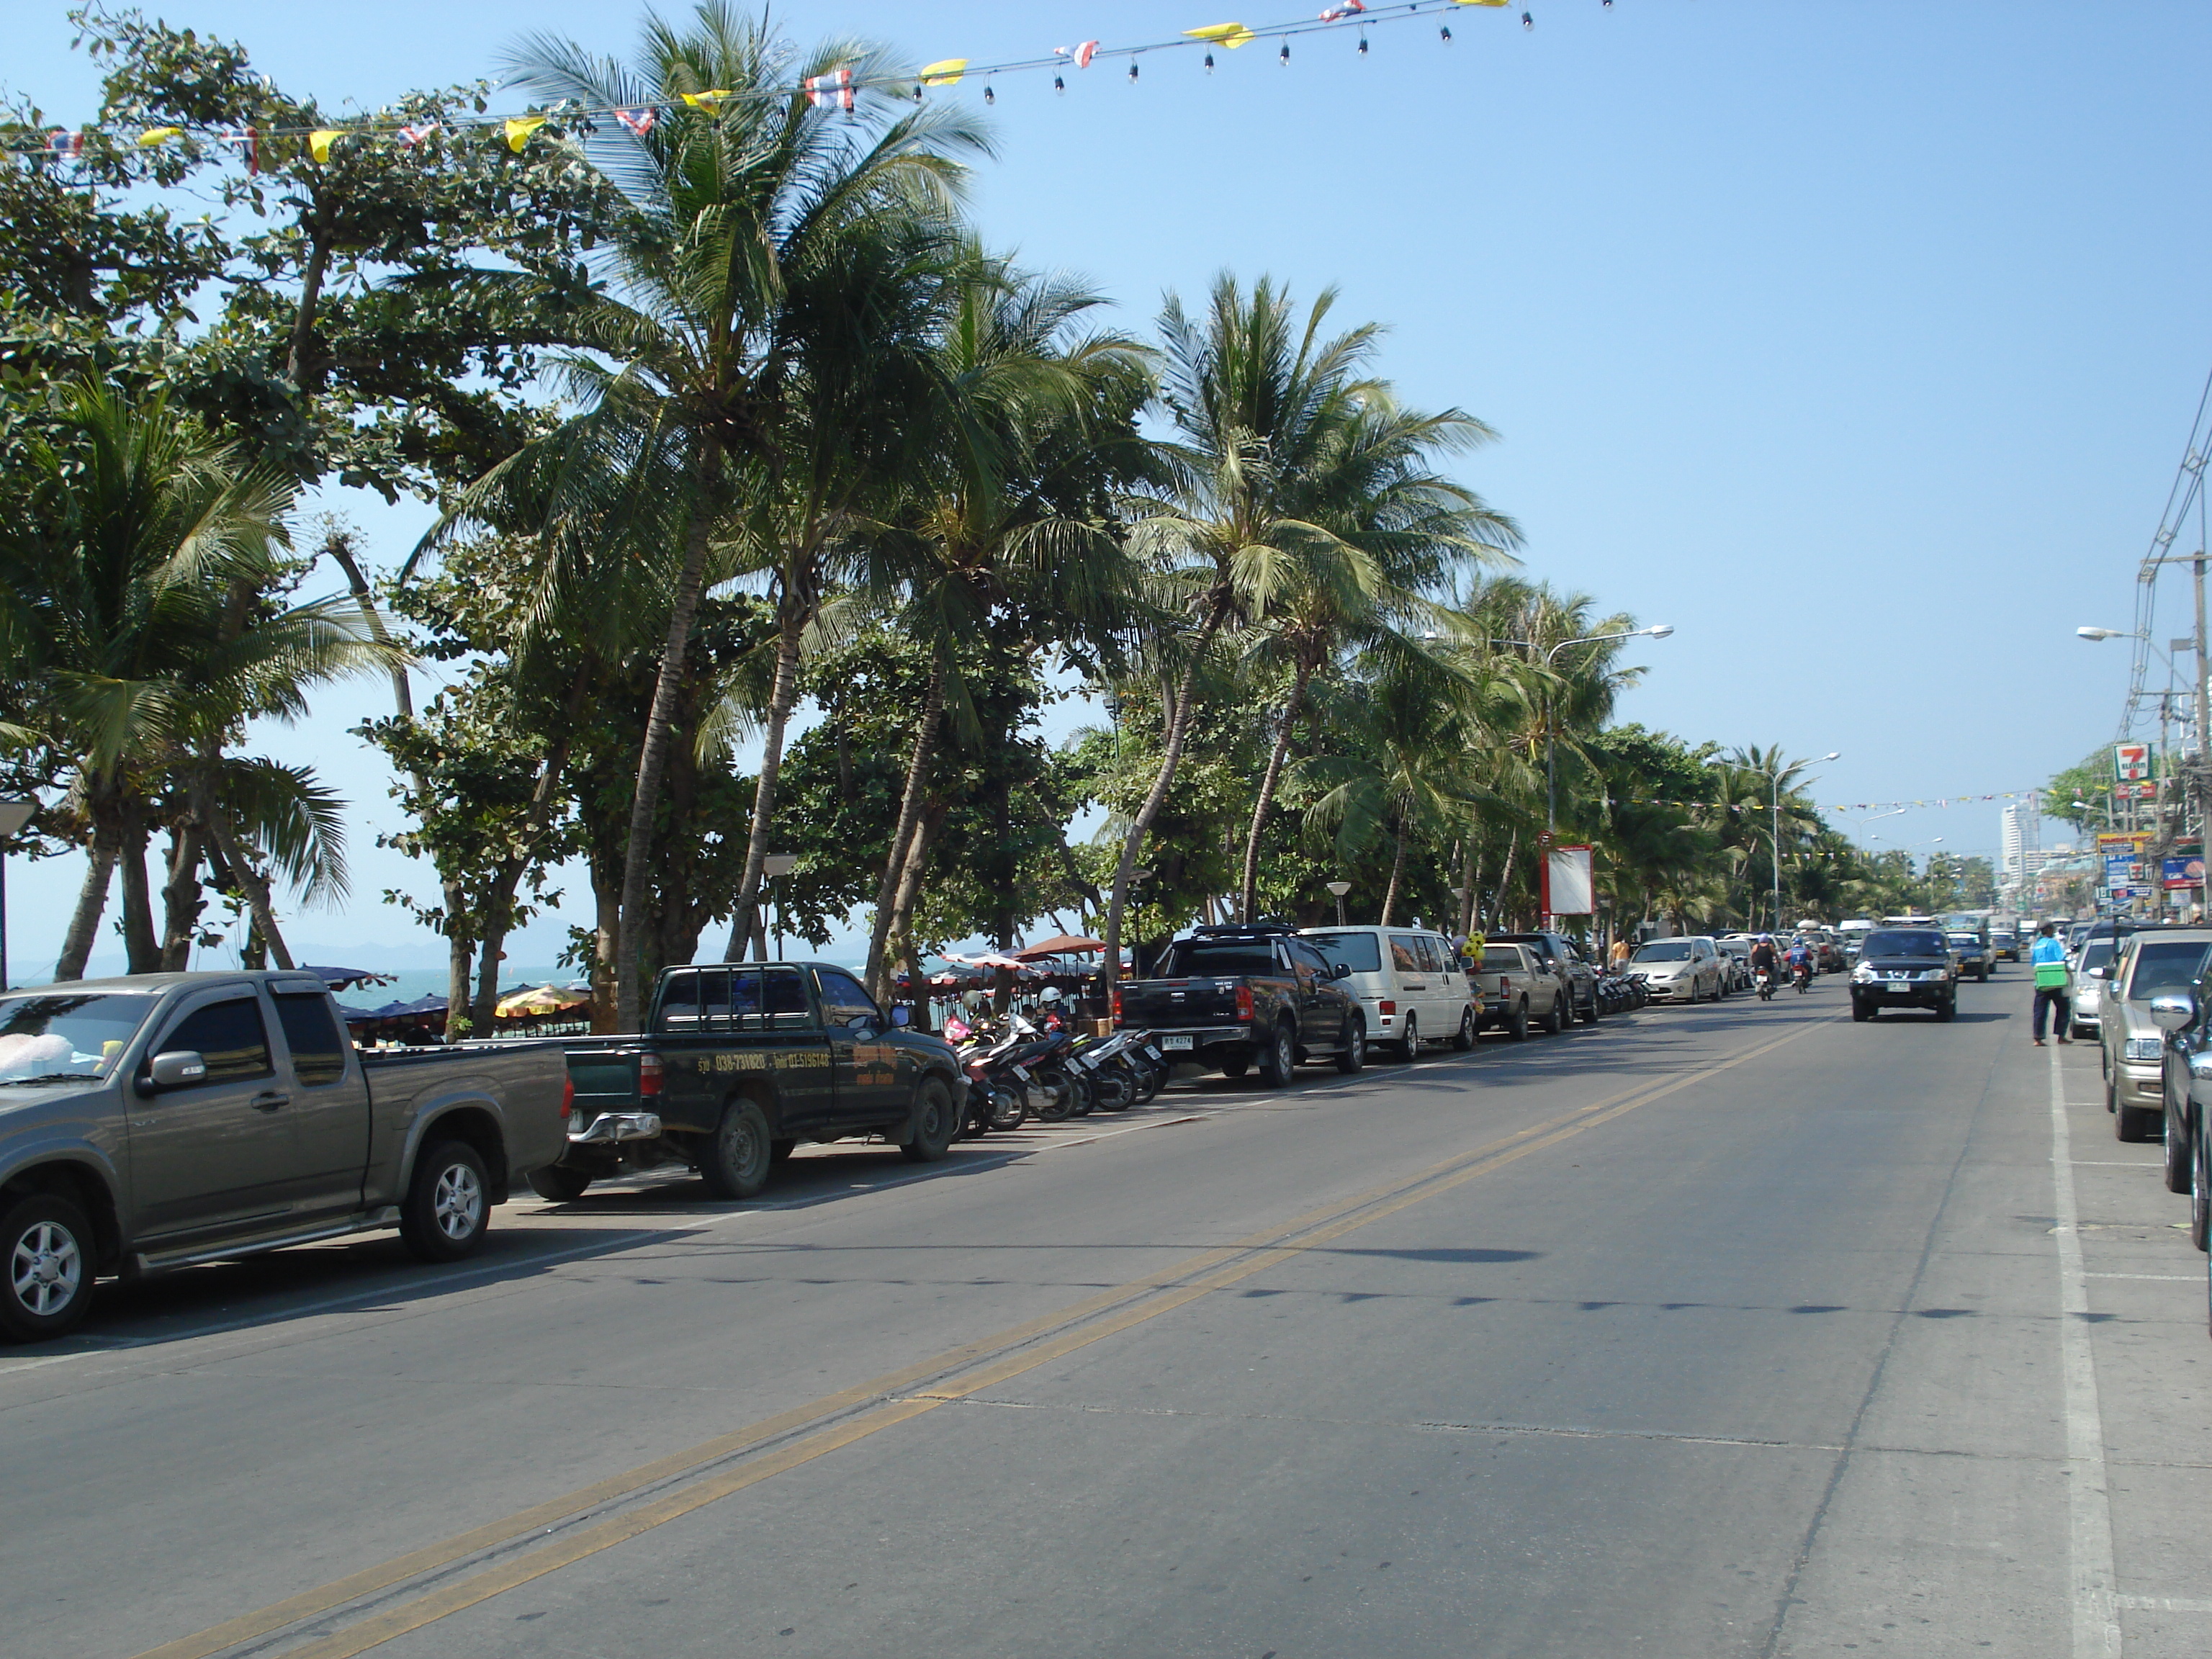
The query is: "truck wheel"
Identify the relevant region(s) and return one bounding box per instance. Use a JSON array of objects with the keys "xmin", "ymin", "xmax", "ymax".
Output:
[
  {"xmin": 701, "ymin": 1099, "xmax": 773, "ymax": 1199},
  {"xmin": 1508, "ymin": 999, "xmax": 1529, "ymax": 1041},
  {"xmin": 1335, "ymin": 1017, "xmax": 1367, "ymax": 1074},
  {"xmin": 1541, "ymin": 997, "xmax": 1564, "ymax": 1035},
  {"xmin": 2116, "ymin": 1097, "xmax": 2159, "ymax": 1143},
  {"xmin": 0, "ymin": 1192, "xmax": 96, "ymax": 1343},
  {"xmin": 400, "ymin": 1141, "xmax": 490, "ymax": 1263},
  {"xmin": 1452, "ymin": 1007, "xmax": 1478, "ymax": 1051},
  {"xmin": 2164, "ymin": 1100, "xmax": 2192, "ymax": 1195},
  {"xmin": 526, "ymin": 1166, "xmax": 592, "ymax": 1202},
  {"xmin": 900, "ymin": 1077, "xmax": 958, "ymax": 1163},
  {"xmin": 1256, "ymin": 1021, "xmax": 1297, "ymax": 1087},
  {"xmin": 1219, "ymin": 1056, "xmax": 1249, "ymax": 1079}
]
